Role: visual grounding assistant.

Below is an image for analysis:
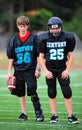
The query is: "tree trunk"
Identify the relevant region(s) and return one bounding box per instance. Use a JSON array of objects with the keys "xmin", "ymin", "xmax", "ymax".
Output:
[{"xmin": 9, "ymin": 3, "xmax": 14, "ymax": 34}]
